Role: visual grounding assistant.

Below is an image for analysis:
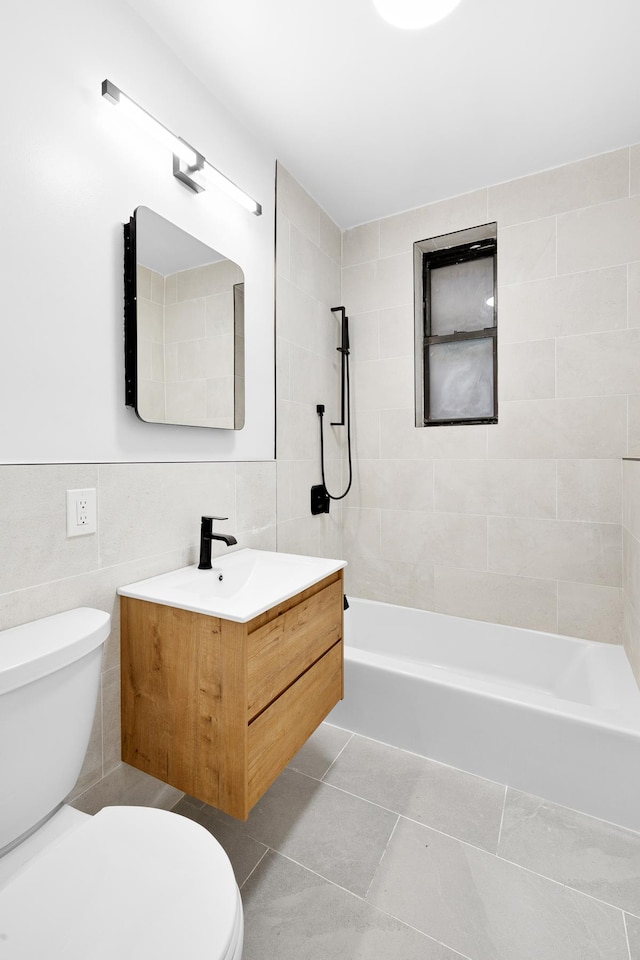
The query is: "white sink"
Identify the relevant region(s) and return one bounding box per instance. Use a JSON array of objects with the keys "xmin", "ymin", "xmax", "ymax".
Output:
[{"xmin": 118, "ymin": 549, "xmax": 347, "ymax": 623}]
